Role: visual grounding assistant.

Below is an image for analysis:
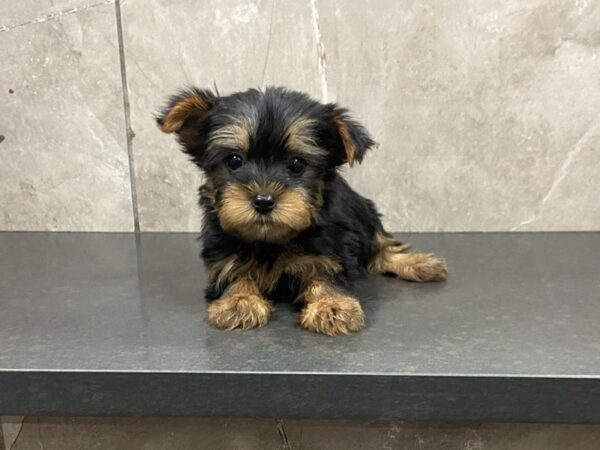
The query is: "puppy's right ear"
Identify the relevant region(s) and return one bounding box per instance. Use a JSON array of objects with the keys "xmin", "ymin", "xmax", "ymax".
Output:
[{"xmin": 156, "ymin": 87, "xmax": 216, "ymax": 151}]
